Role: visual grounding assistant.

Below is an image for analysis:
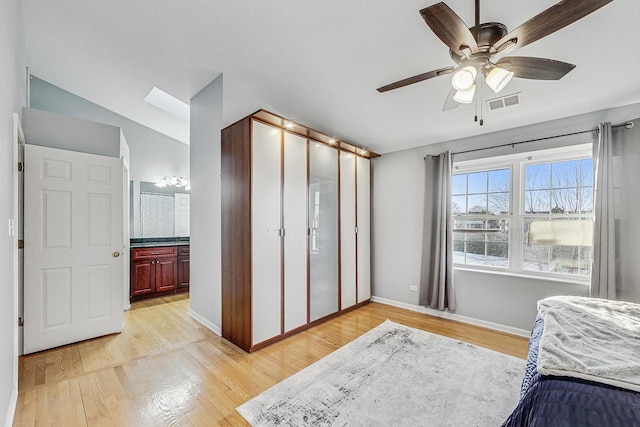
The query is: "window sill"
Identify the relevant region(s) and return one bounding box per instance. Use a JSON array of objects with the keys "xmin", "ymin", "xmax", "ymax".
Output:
[{"xmin": 453, "ymin": 266, "xmax": 591, "ymax": 286}]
